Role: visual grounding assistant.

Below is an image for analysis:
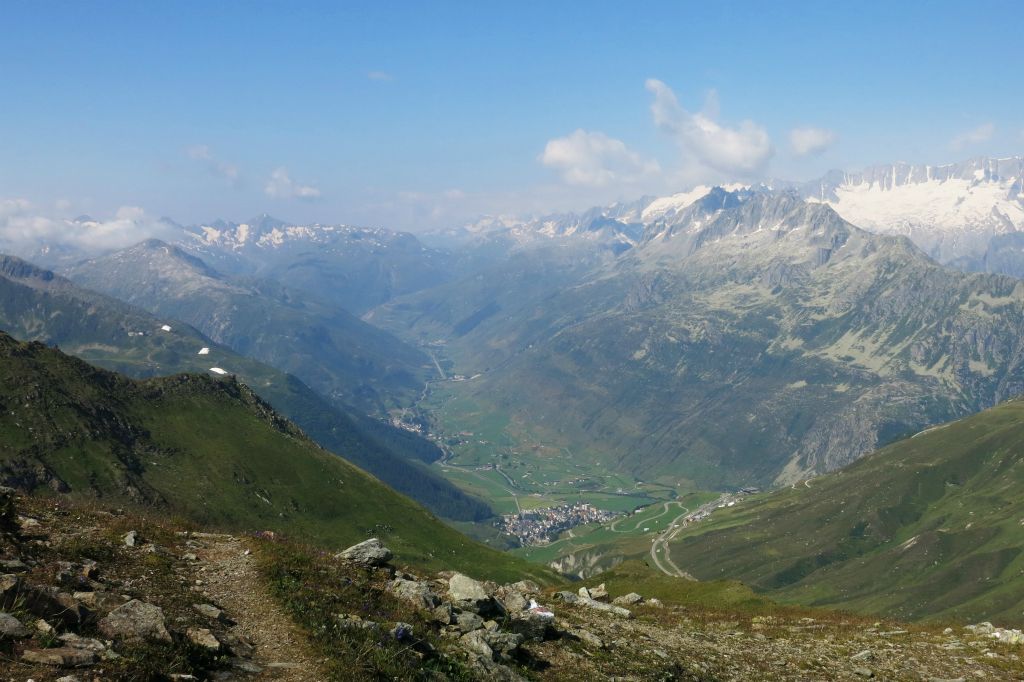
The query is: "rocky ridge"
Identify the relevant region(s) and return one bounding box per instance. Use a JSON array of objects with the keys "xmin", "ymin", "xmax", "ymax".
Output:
[{"xmin": 2, "ymin": 485, "xmax": 1023, "ymax": 680}]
